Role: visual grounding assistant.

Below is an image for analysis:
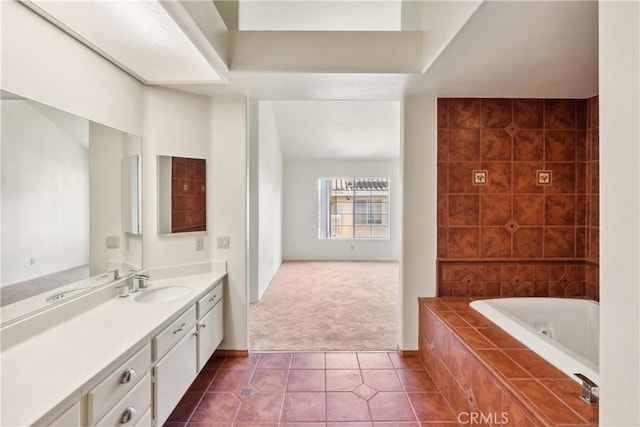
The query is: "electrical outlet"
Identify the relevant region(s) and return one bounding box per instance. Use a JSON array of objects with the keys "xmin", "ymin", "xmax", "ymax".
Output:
[
  {"xmin": 196, "ymin": 237, "xmax": 204, "ymax": 251},
  {"xmin": 216, "ymin": 236, "xmax": 230, "ymax": 249},
  {"xmin": 30, "ymin": 258, "xmax": 35, "ymax": 265},
  {"xmin": 106, "ymin": 236, "xmax": 120, "ymax": 249}
]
